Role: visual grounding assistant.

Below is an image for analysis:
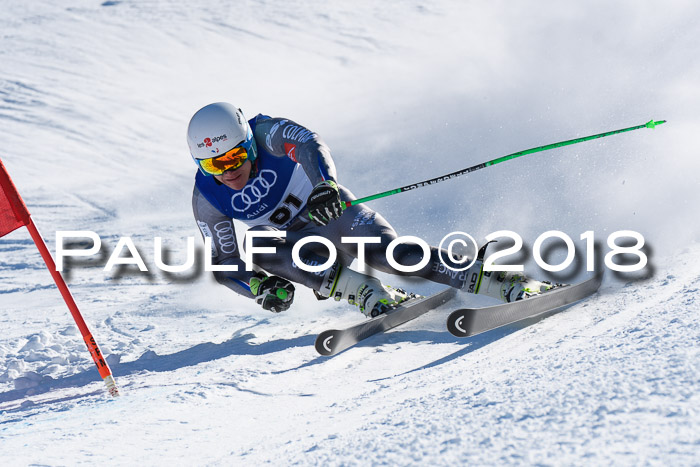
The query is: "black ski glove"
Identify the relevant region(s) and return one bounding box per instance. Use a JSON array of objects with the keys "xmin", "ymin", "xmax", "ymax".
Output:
[
  {"xmin": 249, "ymin": 273, "xmax": 295, "ymax": 313},
  {"xmin": 307, "ymin": 180, "xmax": 343, "ymax": 226}
]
